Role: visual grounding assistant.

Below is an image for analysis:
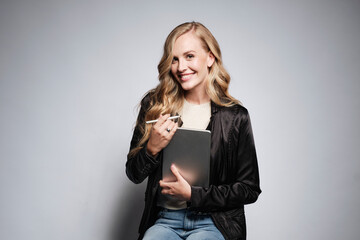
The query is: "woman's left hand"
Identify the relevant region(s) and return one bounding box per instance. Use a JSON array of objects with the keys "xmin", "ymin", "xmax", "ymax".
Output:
[{"xmin": 159, "ymin": 164, "xmax": 191, "ymax": 201}]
